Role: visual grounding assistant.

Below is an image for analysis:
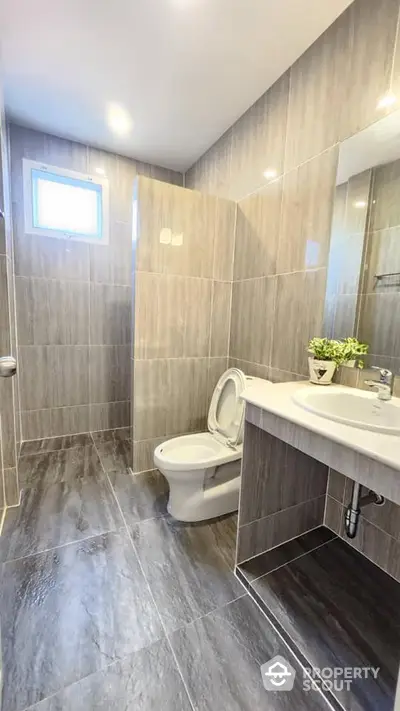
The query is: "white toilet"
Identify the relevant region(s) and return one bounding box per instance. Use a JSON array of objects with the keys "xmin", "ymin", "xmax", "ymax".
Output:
[{"xmin": 154, "ymin": 368, "xmax": 270, "ymax": 522}]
